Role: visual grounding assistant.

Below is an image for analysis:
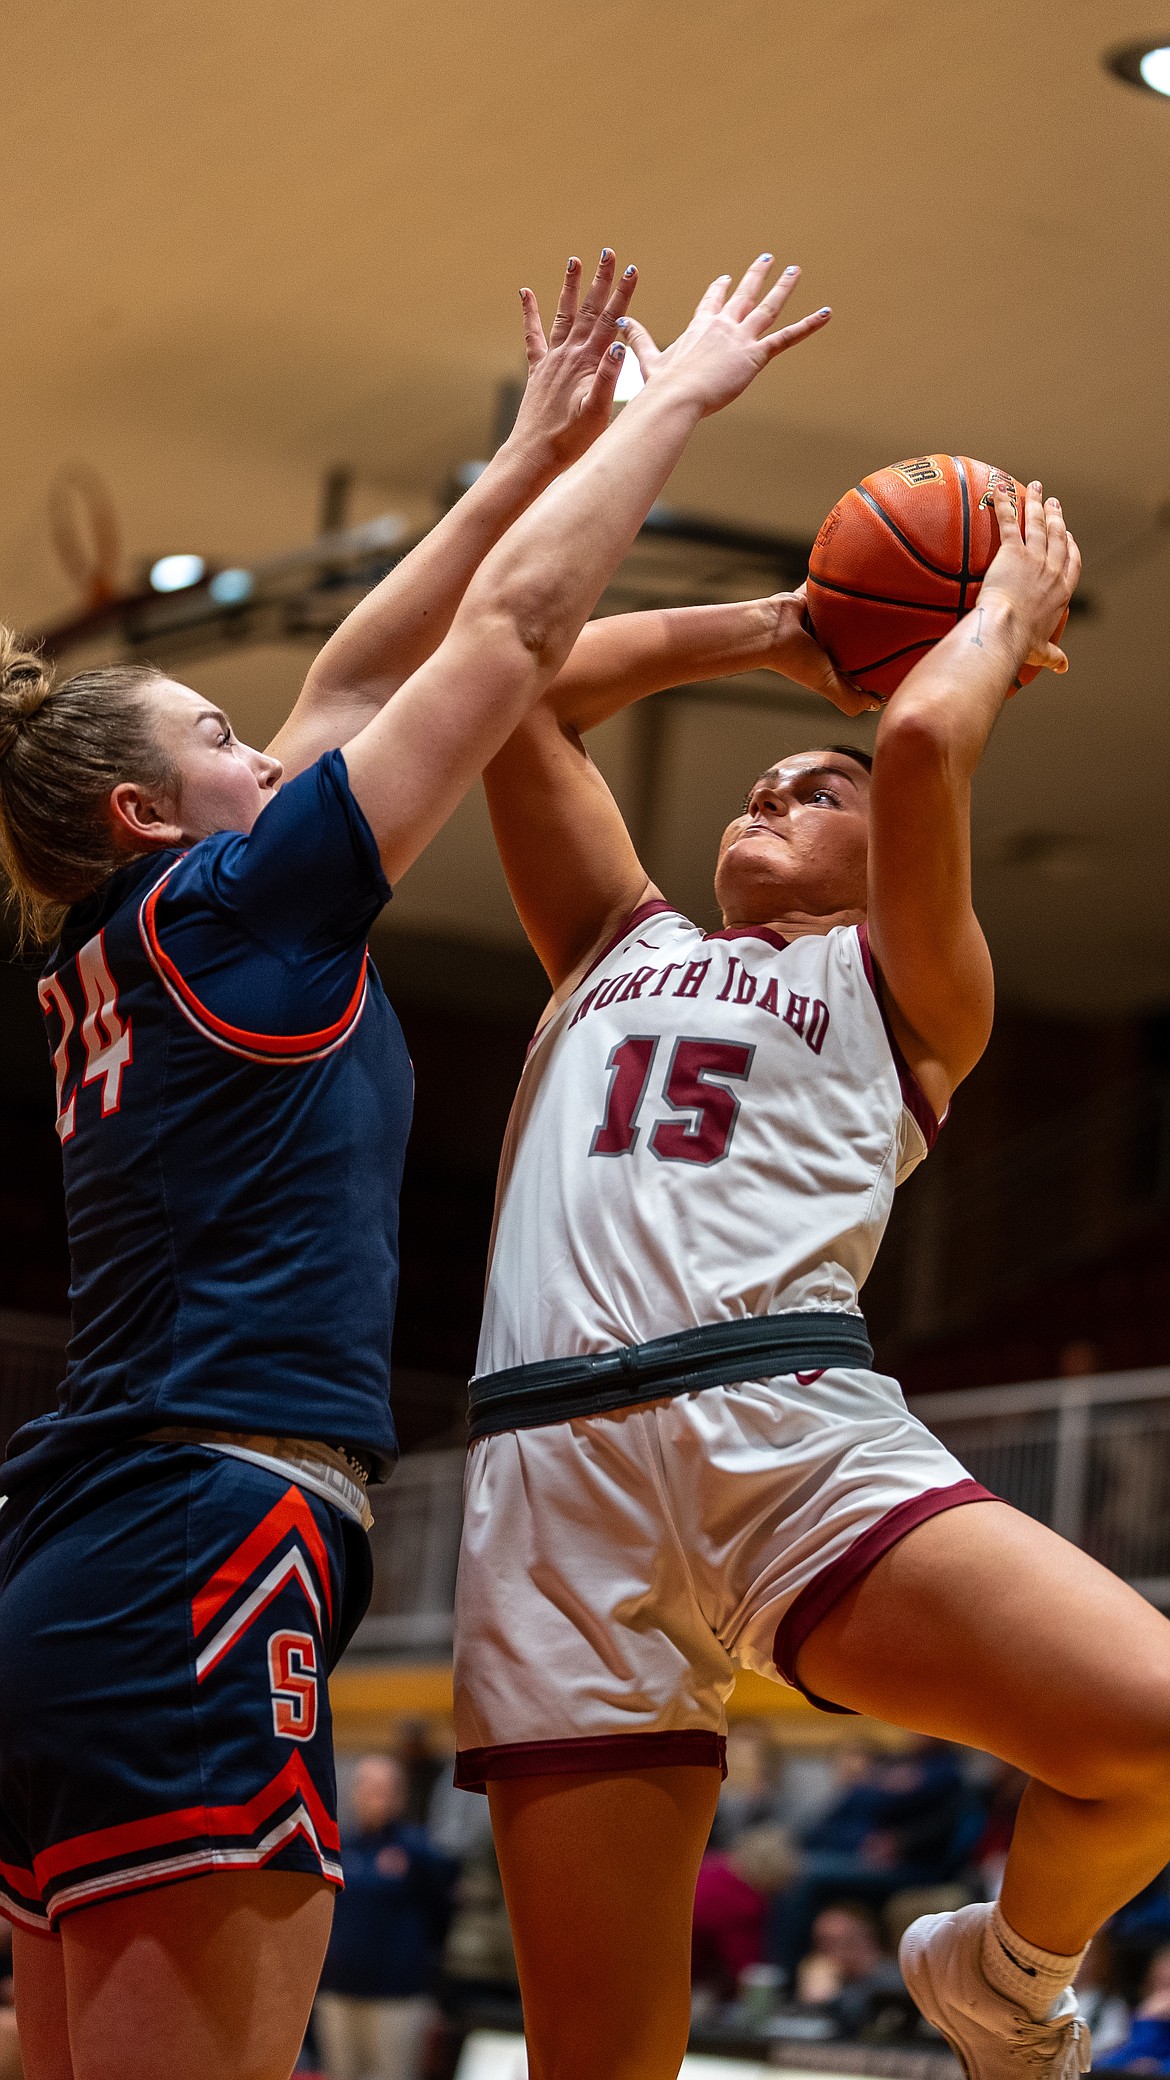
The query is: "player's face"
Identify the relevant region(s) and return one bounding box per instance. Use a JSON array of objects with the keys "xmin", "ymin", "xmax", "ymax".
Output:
[
  {"xmin": 714, "ymin": 753, "xmax": 869, "ymax": 925},
  {"xmin": 148, "ymin": 680, "xmax": 283, "ymax": 840}
]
